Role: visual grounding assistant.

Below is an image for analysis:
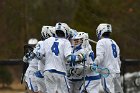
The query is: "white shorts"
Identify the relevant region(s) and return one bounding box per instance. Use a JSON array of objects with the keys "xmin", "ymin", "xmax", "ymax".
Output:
[
  {"xmin": 36, "ymin": 77, "xmax": 46, "ymax": 92},
  {"xmin": 114, "ymin": 74, "xmax": 124, "ymax": 93},
  {"xmin": 101, "ymin": 74, "xmax": 114, "ymax": 93},
  {"xmin": 69, "ymin": 80, "xmax": 82, "ymax": 93},
  {"xmin": 34, "ymin": 70, "xmax": 46, "ymax": 92},
  {"xmin": 25, "ymin": 71, "xmax": 38, "ymax": 92},
  {"xmin": 80, "ymin": 75, "xmax": 101, "ymax": 93},
  {"xmin": 44, "ymin": 70, "xmax": 70, "ymax": 93}
]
